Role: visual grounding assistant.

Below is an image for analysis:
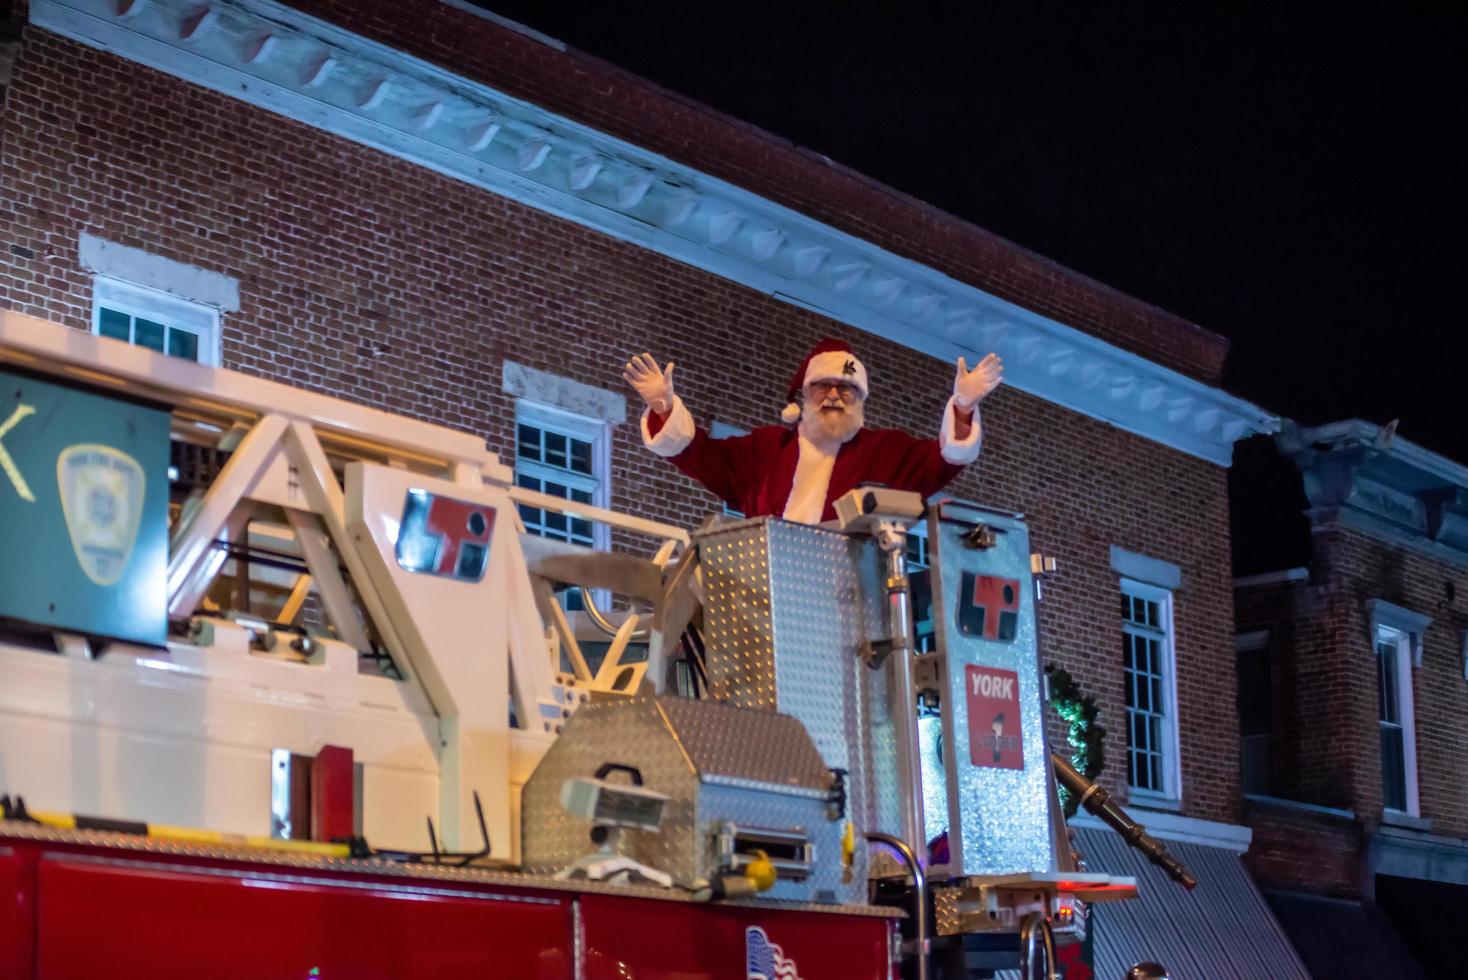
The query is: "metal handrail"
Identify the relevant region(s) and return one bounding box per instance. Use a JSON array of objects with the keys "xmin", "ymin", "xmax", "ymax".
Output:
[
  {"xmin": 1018, "ymin": 911, "xmax": 1057, "ymax": 980},
  {"xmin": 506, "ymin": 484, "xmax": 690, "ymax": 546},
  {"xmin": 577, "ymin": 588, "xmax": 646, "ymax": 639},
  {"xmin": 867, "ymin": 832, "xmax": 928, "ymax": 980}
]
